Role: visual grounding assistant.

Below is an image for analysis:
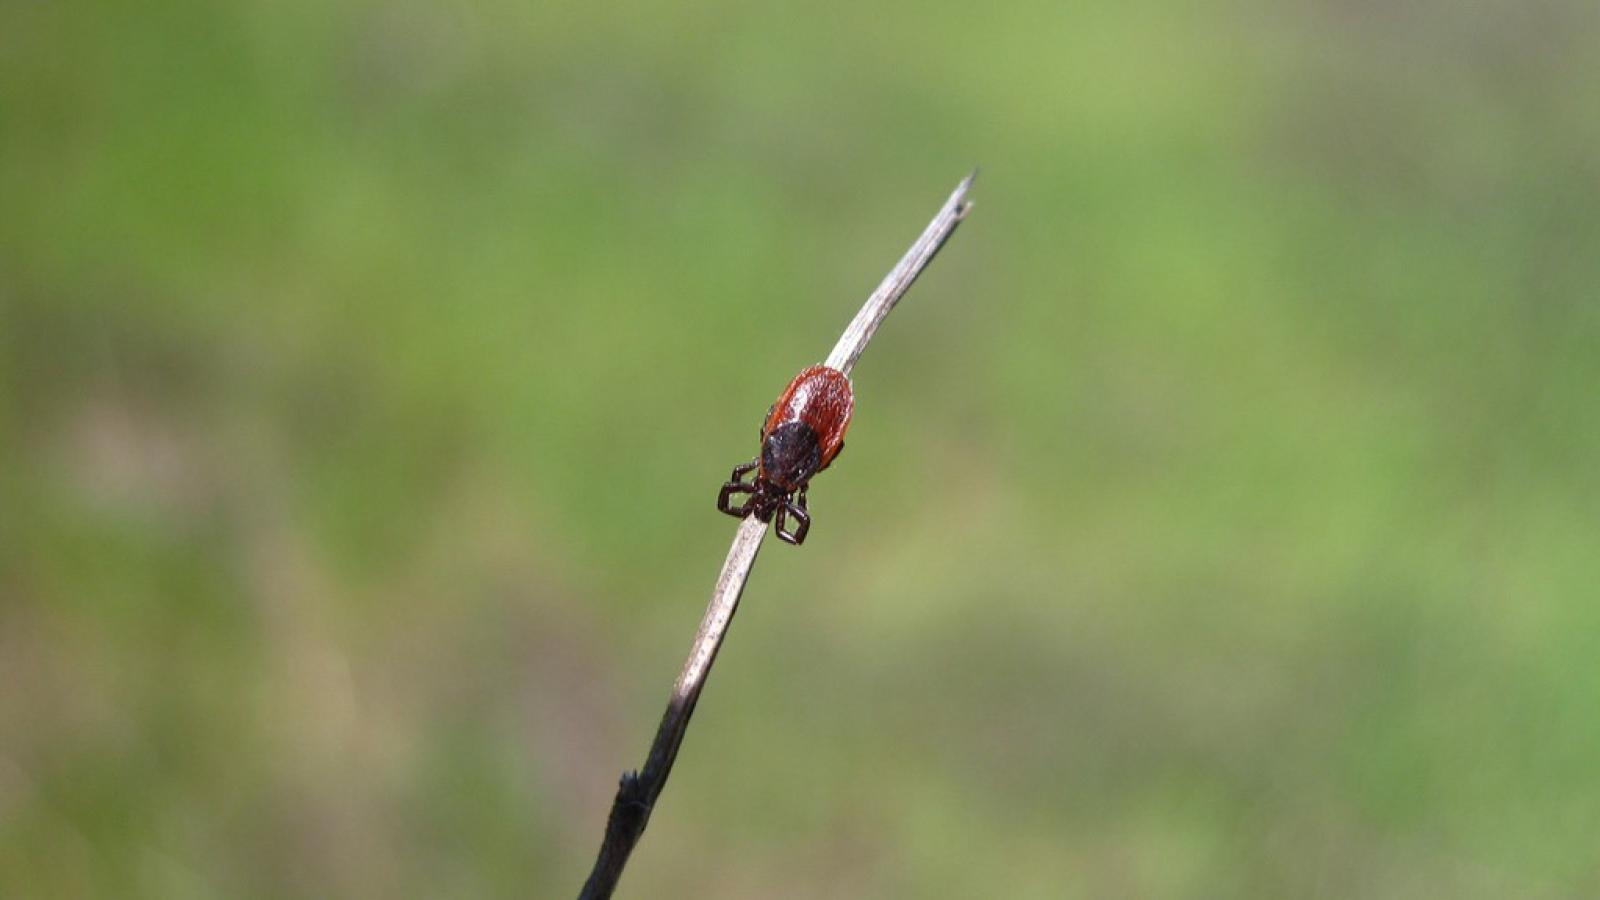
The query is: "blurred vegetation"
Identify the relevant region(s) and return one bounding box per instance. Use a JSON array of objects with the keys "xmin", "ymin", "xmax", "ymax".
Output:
[{"xmin": 4, "ymin": 0, "xmax": 1599, "ymax": 897}]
